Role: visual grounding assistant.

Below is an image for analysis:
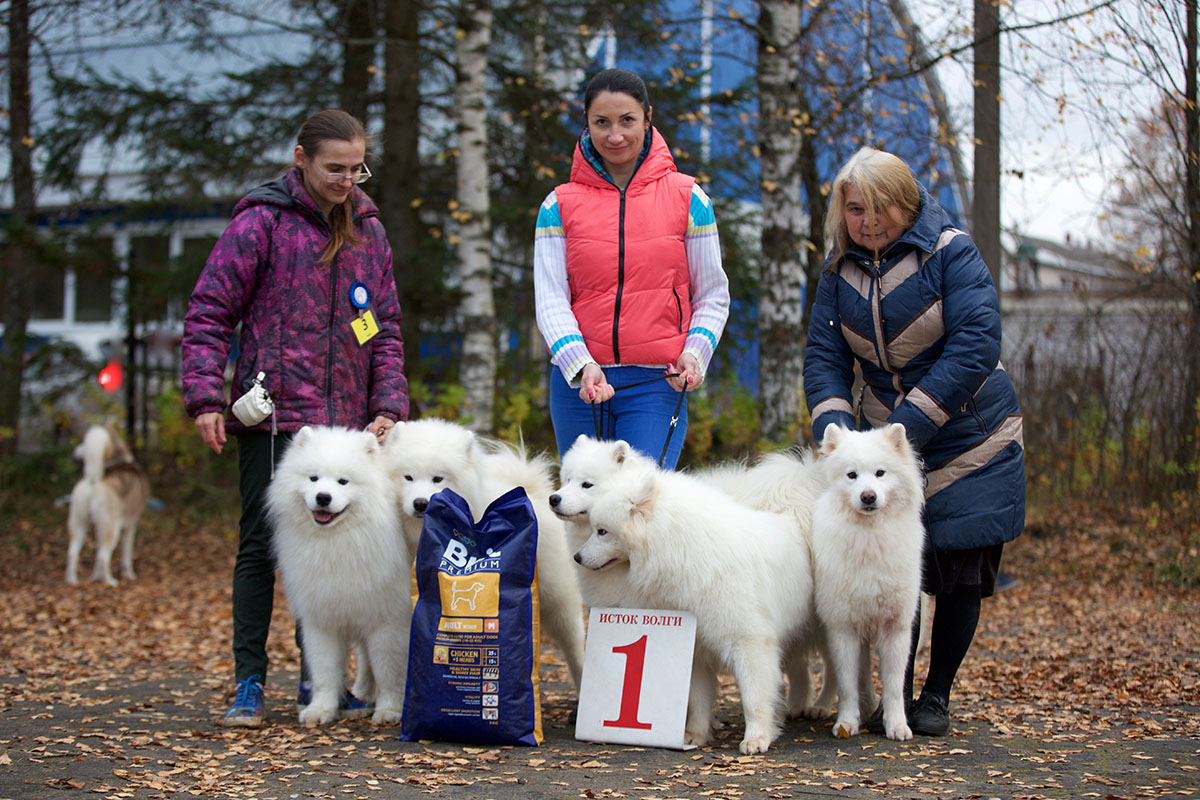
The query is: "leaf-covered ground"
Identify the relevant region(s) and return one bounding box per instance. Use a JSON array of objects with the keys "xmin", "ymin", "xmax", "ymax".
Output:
[{"xmin": 1, "ymin": 506, "xmax": 1198, "ymax": 799}]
